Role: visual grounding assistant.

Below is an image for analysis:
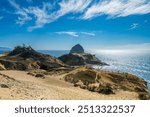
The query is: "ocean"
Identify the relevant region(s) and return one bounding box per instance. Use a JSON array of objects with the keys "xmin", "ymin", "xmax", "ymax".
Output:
[
  {"xmin": 0, "ymin": 50, "xmax": 150, "ymax": 89},
  {"xmin": 38, "ymin": 50, "xmax": 150, "ymax": 89},
  {"xmin": 92, "ymin": 51, "xmax": 150, "ymax": 89}
]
